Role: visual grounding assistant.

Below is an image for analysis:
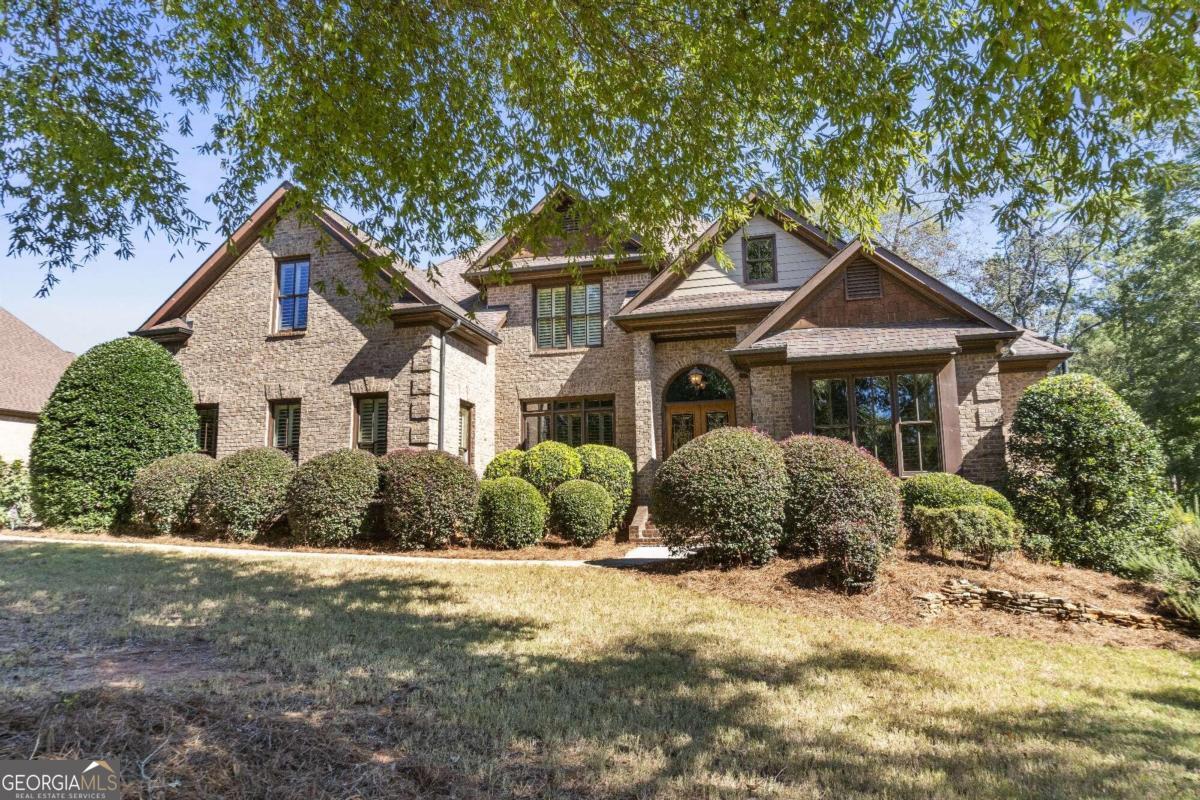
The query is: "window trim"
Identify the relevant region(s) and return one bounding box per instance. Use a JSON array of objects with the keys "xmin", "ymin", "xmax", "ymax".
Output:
[
  {"xmin": 195, "ymin": 404, "xmax": 219, "ymax": 458},
  {"xmin": 520, "ymin": 394, "xmax": 616, "ymax": 448},
  {"xmin": 274, "ymin": 256, "xmax": 311, "ymax": 333},
  {"xmin": 742, "ymin": 233, "xmax": 778, "ymax": 285},
  {"xmin": 353, "ymin": 394, "xmax": 389, "ymax": 456},
  {"xmin": 269, "ymin": 400, "xmax": 302, "ymax": 461},
  {"xmin": 458, "ymin": 400, "xmax": 475, "ymax": 464},
  {"xmin": 531, "ymin": 281, "xmax": 604, "ymax": 350}
]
